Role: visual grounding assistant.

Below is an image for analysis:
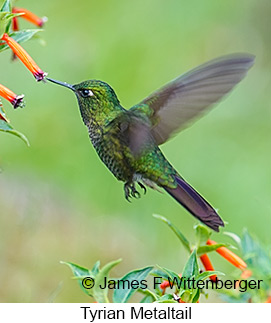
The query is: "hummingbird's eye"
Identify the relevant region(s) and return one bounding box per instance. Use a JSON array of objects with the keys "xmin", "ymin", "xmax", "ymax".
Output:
[{"xmin": 79, "ymin": 89, "xmax": 94, "ymax": 98}]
